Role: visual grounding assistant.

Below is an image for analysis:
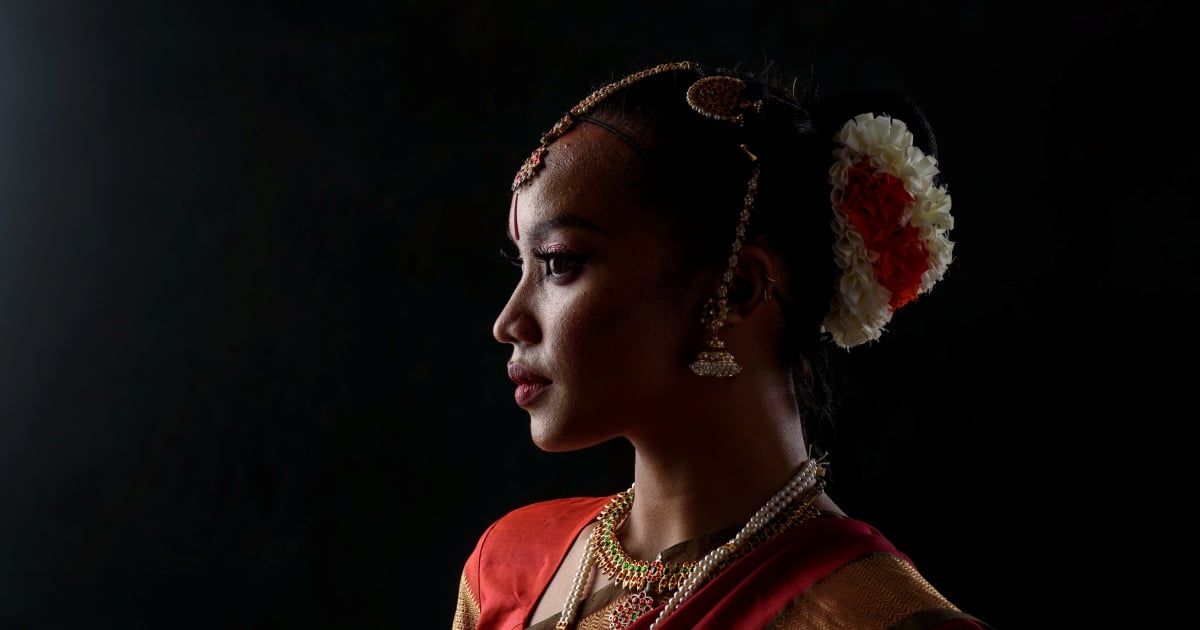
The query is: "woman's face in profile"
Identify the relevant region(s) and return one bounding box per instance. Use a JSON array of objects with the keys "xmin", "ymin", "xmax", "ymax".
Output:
[{"xmin": 493, "ymin": 124, "xmax": 707, "ymax": 452}]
